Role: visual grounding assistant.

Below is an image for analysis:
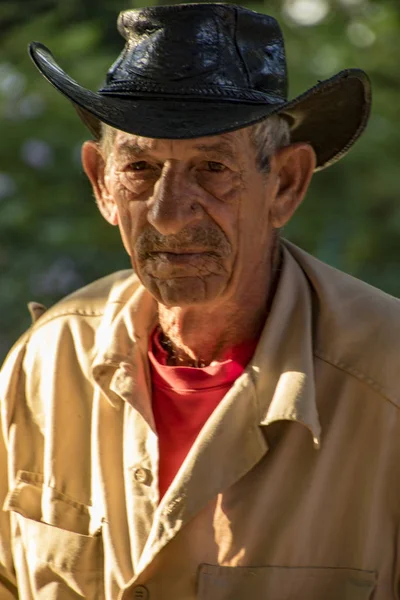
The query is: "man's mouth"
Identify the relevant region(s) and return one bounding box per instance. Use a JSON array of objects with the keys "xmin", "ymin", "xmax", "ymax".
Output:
[{"xmin": 149, "ymin": 251, "xmax": 211, "ymax": 264}]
